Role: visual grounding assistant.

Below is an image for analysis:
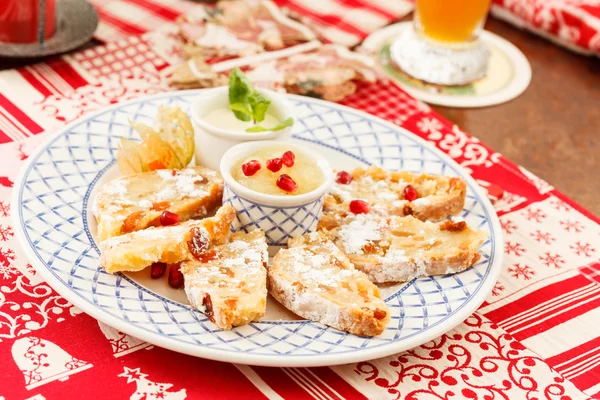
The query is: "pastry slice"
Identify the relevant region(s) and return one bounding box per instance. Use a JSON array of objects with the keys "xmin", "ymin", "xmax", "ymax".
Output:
[
  {"xmin": 177, "ymin": 0, "xmax": 315, "ymax": 59},
  {"xmin": 321, "ymin": 214, "xmax": 488, "ymax": 283},
  {"xmin": 169, "ymin": 57, "xmax": 228, "ymax": 90},
  {"xmin": 99, "ymin": 205, "xmax": 235, "ymax": 274},
  {"xmin": 268, "ymin": 232, "xmax": 390, "ymax": 336},
  {"xmin": 93, "ymin": 167, "xmax": 223, "ymax": 241},
  {"xmin": 321, "ymin": 166, "xmax": 466, "ymax": 228},
  {"xmin": 181, "ymin": 230, "xmax": 268, "ymax": 330}
]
